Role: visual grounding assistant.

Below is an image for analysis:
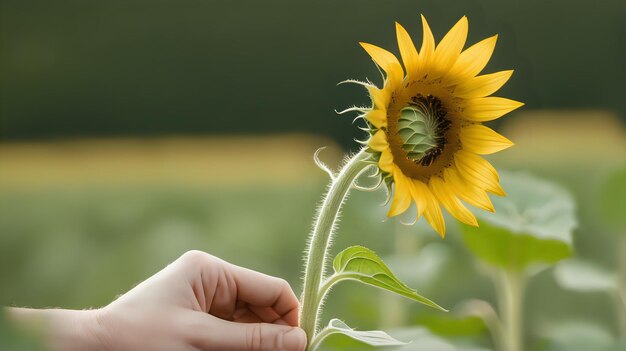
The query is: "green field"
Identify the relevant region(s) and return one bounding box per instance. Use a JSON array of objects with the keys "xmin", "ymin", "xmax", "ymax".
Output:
[{"xmin": 1, "ymin": 115, "xmax": 625, "ymax": 349}]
